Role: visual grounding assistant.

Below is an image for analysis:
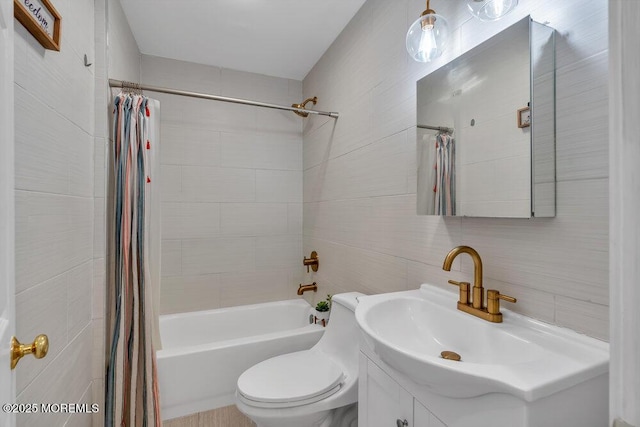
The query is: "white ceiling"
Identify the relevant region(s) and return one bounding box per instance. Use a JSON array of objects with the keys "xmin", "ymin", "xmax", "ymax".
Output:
[{"xmin": 119, "ymin": 0, "xmax": 367, "ymax": 81}]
